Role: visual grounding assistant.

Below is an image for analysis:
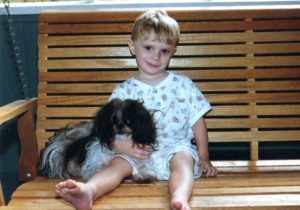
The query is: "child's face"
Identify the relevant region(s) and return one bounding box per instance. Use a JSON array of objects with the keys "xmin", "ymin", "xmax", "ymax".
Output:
[{"xmin": 128, "ymin": 33, "xmax": 176, "ymax": 78}]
